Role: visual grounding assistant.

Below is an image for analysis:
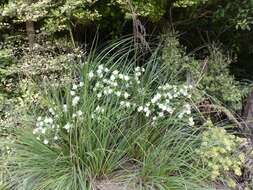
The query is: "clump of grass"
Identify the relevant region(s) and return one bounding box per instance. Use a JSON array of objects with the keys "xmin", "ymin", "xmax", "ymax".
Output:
[{"xmin": 1, "ymin": 38, "xmax": 213, "ymax": 190}]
